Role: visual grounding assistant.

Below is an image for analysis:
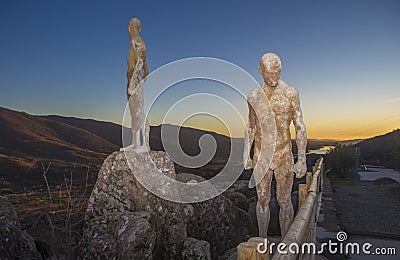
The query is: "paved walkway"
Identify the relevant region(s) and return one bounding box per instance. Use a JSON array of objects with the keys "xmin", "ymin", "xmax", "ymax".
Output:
[{"xmin": 358, "ymin": 166, "xmax": 400, "ymax": 183}]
